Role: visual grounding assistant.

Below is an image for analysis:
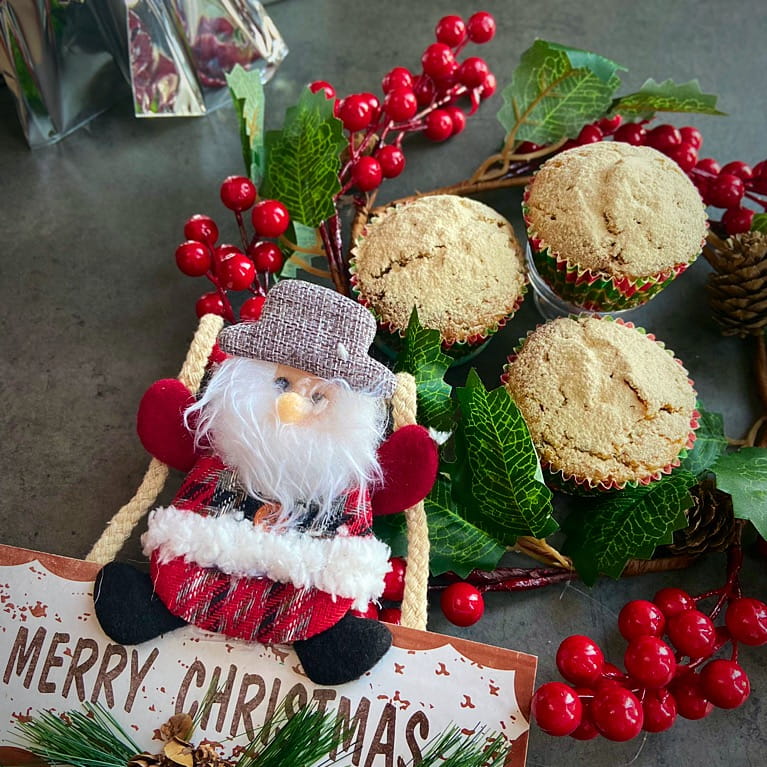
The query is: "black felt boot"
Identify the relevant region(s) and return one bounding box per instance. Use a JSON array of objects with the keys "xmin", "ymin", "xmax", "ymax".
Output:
[
  {"xmin": 93, "ymin": 562, "xmax": 187, "ymax": 645},
  {"xmin": 294, "ymin": 613, "xmax": 392, "ymax": 685}
]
